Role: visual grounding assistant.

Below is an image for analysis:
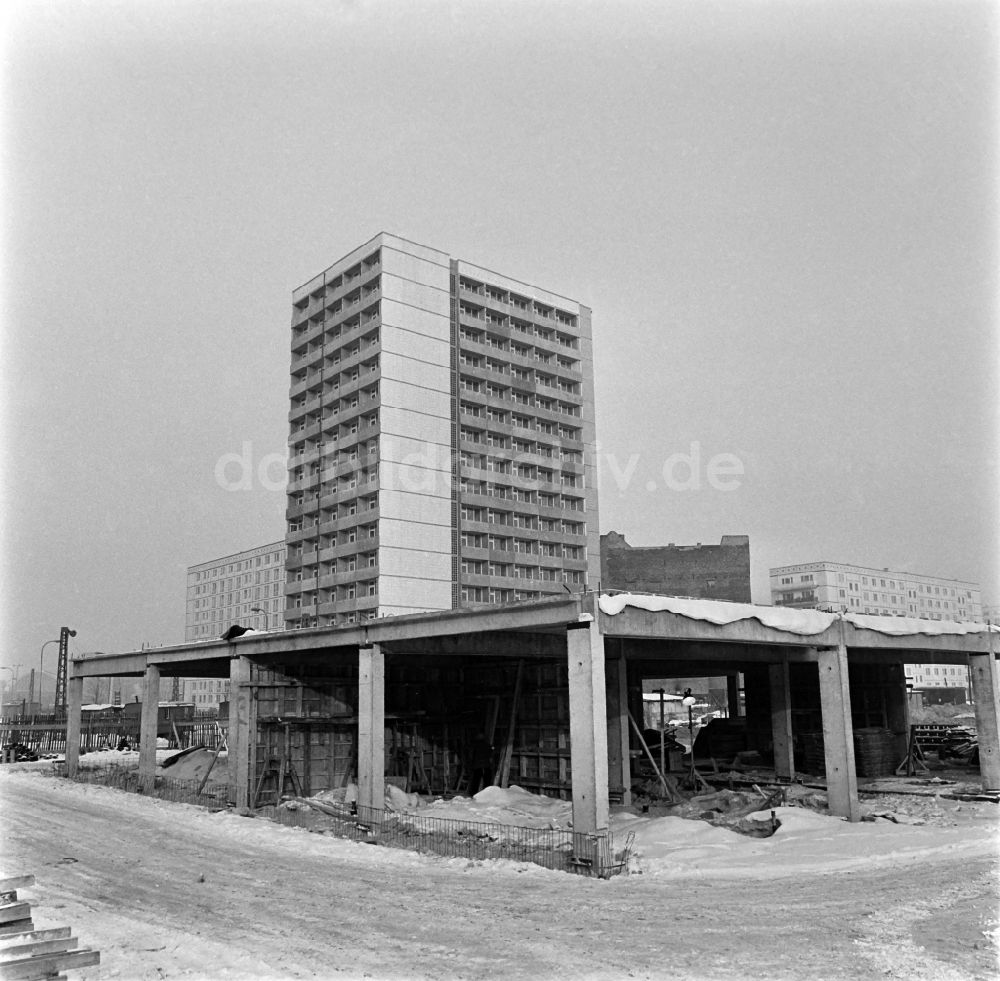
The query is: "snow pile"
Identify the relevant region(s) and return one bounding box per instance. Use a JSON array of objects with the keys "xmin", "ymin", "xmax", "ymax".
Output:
[
  {"xmin": 288, "ymin": 783, "xmax": 574, "ymax": 831},
  {"xmin": 418, "ymin": 785, "xmax": 573, "ymax": 830},
  {"xmin": 599, "ymin": 593, "xmax": 835, "ymax": 635},
  {"xmin": 598, "ymin": 593, "xmax": 1000, "ymax": 637},
  {"xmin": 611, "ymin": 804, "xmax": 998, "ymax": 878}
]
